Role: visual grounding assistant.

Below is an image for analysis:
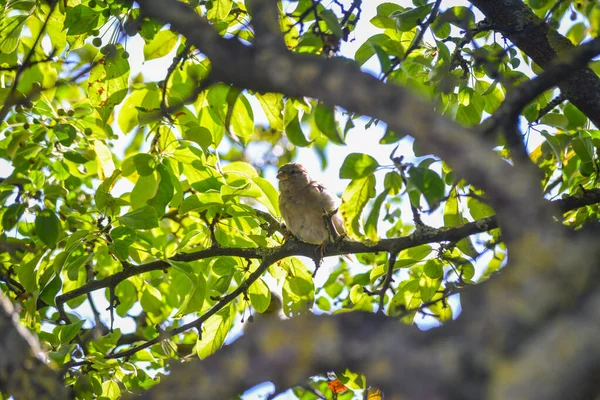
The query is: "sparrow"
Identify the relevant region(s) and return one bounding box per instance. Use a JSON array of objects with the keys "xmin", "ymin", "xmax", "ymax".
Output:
[{"xmin": 277, "ymin": 163, "xmax": 346, "ymax": 255}]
